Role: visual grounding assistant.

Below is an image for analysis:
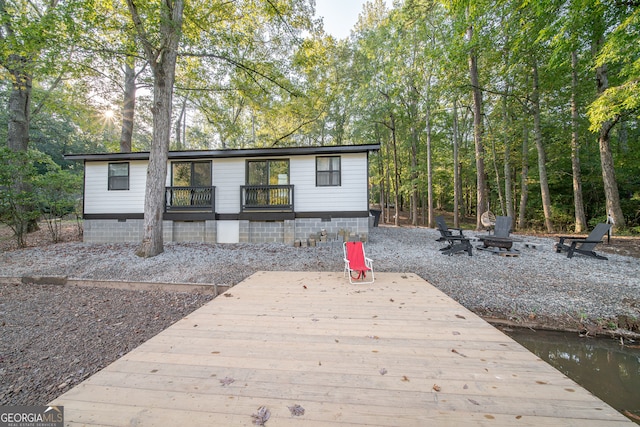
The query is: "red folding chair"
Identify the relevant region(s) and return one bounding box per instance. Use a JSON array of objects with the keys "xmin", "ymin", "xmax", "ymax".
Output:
[{"xmin": 343, "ymin": 241, "xmax": 374, "ymax": 284}]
